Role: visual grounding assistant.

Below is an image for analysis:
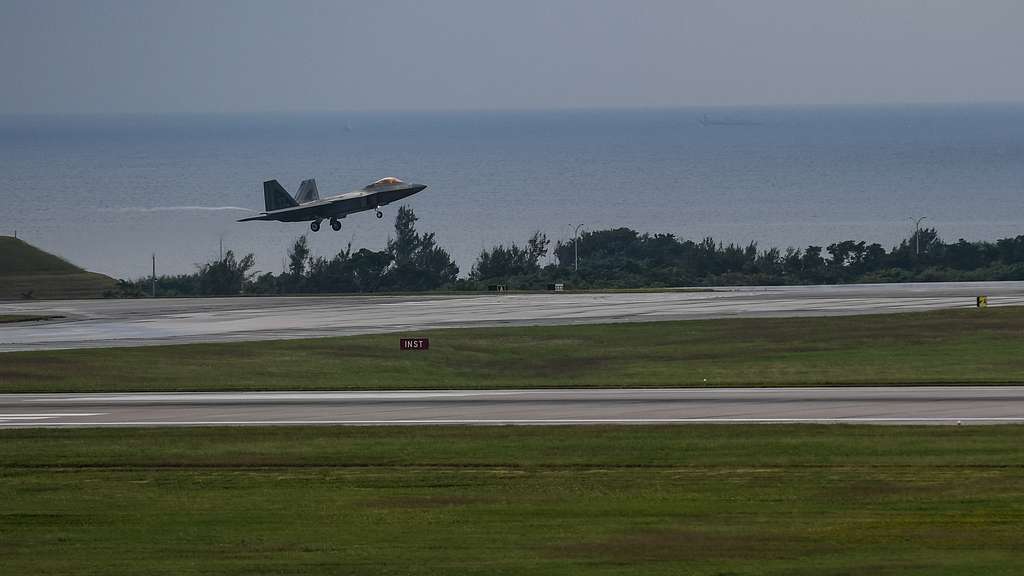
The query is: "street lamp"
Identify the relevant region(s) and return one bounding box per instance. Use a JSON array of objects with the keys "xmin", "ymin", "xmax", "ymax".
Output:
[
  {"xmin": 573, "ymin": 224, "xmax": 584, "ymax": 272},
  {"xmin": 909, "ymin": 216, "xmax": 927, "ymax": 256}
]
